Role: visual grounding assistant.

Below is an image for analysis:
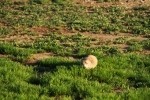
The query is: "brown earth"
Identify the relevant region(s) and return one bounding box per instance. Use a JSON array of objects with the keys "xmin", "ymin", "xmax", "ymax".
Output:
[
  {"xmin": 25, "ymin": 52, "xmax": 54, "ymax": 64},
  {"xmin": 0, "ymin": 54, "xmax": 7, "ymax": 58},
  {"xmin": 73, "ymin": 0, "xmax": 150, "ymax": 8}
]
